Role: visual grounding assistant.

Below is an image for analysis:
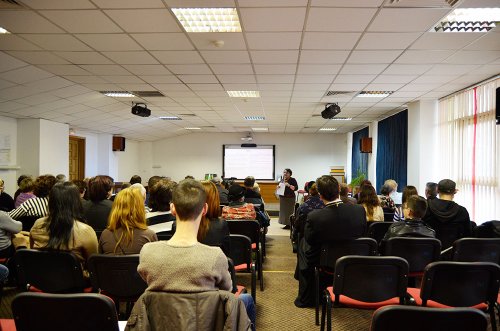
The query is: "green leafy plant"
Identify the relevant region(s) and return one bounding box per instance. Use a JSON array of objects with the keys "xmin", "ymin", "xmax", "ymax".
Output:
[{"xmin": 350, "ymin": 169, "xmax": 366, "ymax": 187}]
